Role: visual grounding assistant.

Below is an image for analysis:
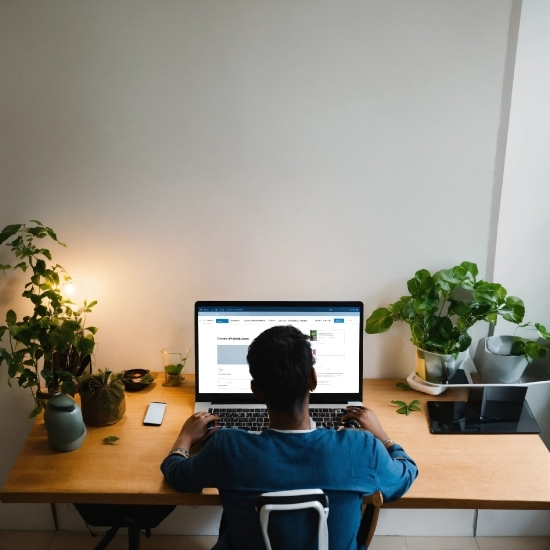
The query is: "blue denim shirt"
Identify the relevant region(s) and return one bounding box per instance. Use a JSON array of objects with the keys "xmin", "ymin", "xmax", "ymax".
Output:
[{"xmin": 161, "ymin": 428, "xmax": 418, "ymax": 550}]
